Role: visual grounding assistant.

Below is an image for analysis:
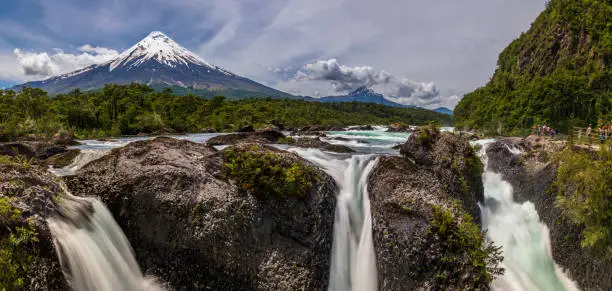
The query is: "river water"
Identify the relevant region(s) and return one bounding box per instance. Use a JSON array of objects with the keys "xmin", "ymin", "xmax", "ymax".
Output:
[{"xmin": 47, "ymin": 127, "xmax": 579, "ymax": 290}]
